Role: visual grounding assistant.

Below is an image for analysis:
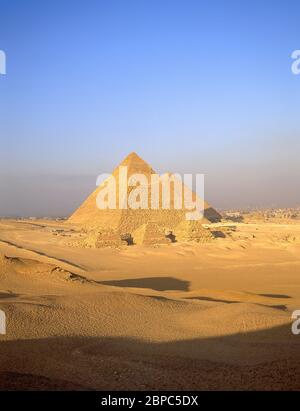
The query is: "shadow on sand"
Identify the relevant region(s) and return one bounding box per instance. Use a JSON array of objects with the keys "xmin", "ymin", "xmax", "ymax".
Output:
[
  {"xmin": 97, "ymin": 276, "xmax": 190, "ymax": 291},
  {"xmin": 258, "ymin": 293, "xmax": 291, "ymax": 299},
  {"xmin": 0, "ymin": 323, "xmax": 300, "ymax": 390}
]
